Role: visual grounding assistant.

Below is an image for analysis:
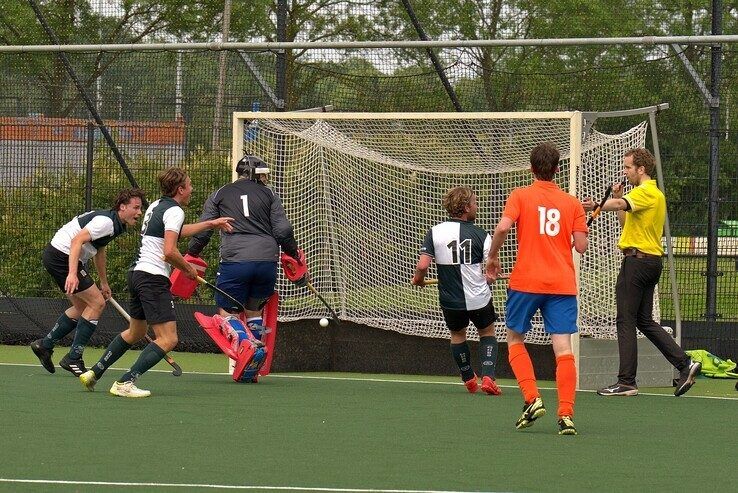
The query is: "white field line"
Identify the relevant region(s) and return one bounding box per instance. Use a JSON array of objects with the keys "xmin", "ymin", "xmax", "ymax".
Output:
[
  {"xmin": 0, "ymin": 478, "xmax": 504, "ymax": 493},
  {"xmin": 1, "ymin": 362, "xmax": 736, "ymax": 400}
]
